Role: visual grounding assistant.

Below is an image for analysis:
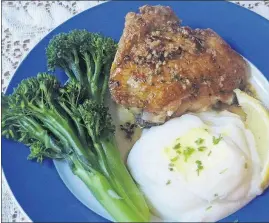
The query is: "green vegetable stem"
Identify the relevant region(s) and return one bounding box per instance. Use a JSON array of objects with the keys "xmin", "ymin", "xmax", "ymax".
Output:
[{"xmin": 2, "ymin": 29, "xmax": 150, "ymax": 222}]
